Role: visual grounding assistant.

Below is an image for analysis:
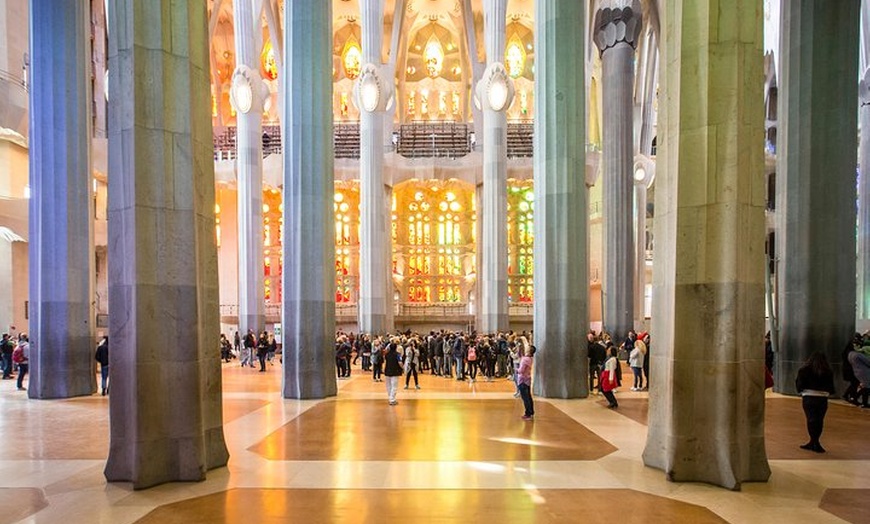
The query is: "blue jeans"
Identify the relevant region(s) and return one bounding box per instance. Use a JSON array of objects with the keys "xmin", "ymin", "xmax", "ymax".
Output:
[
  {"xmin": 518, "ymin": 382, "xmax": 534, "ymax": 417},
  {"xmin": 100, "ymin": 365, "xmax": 109, "ymax": 393},
  {"xmin": 1, "ymin": 353, "xmax": 11, "ymax": 378},
  {"xmin": 16, "ymin": 363, "xmax": 28, "ymax": 389}
]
